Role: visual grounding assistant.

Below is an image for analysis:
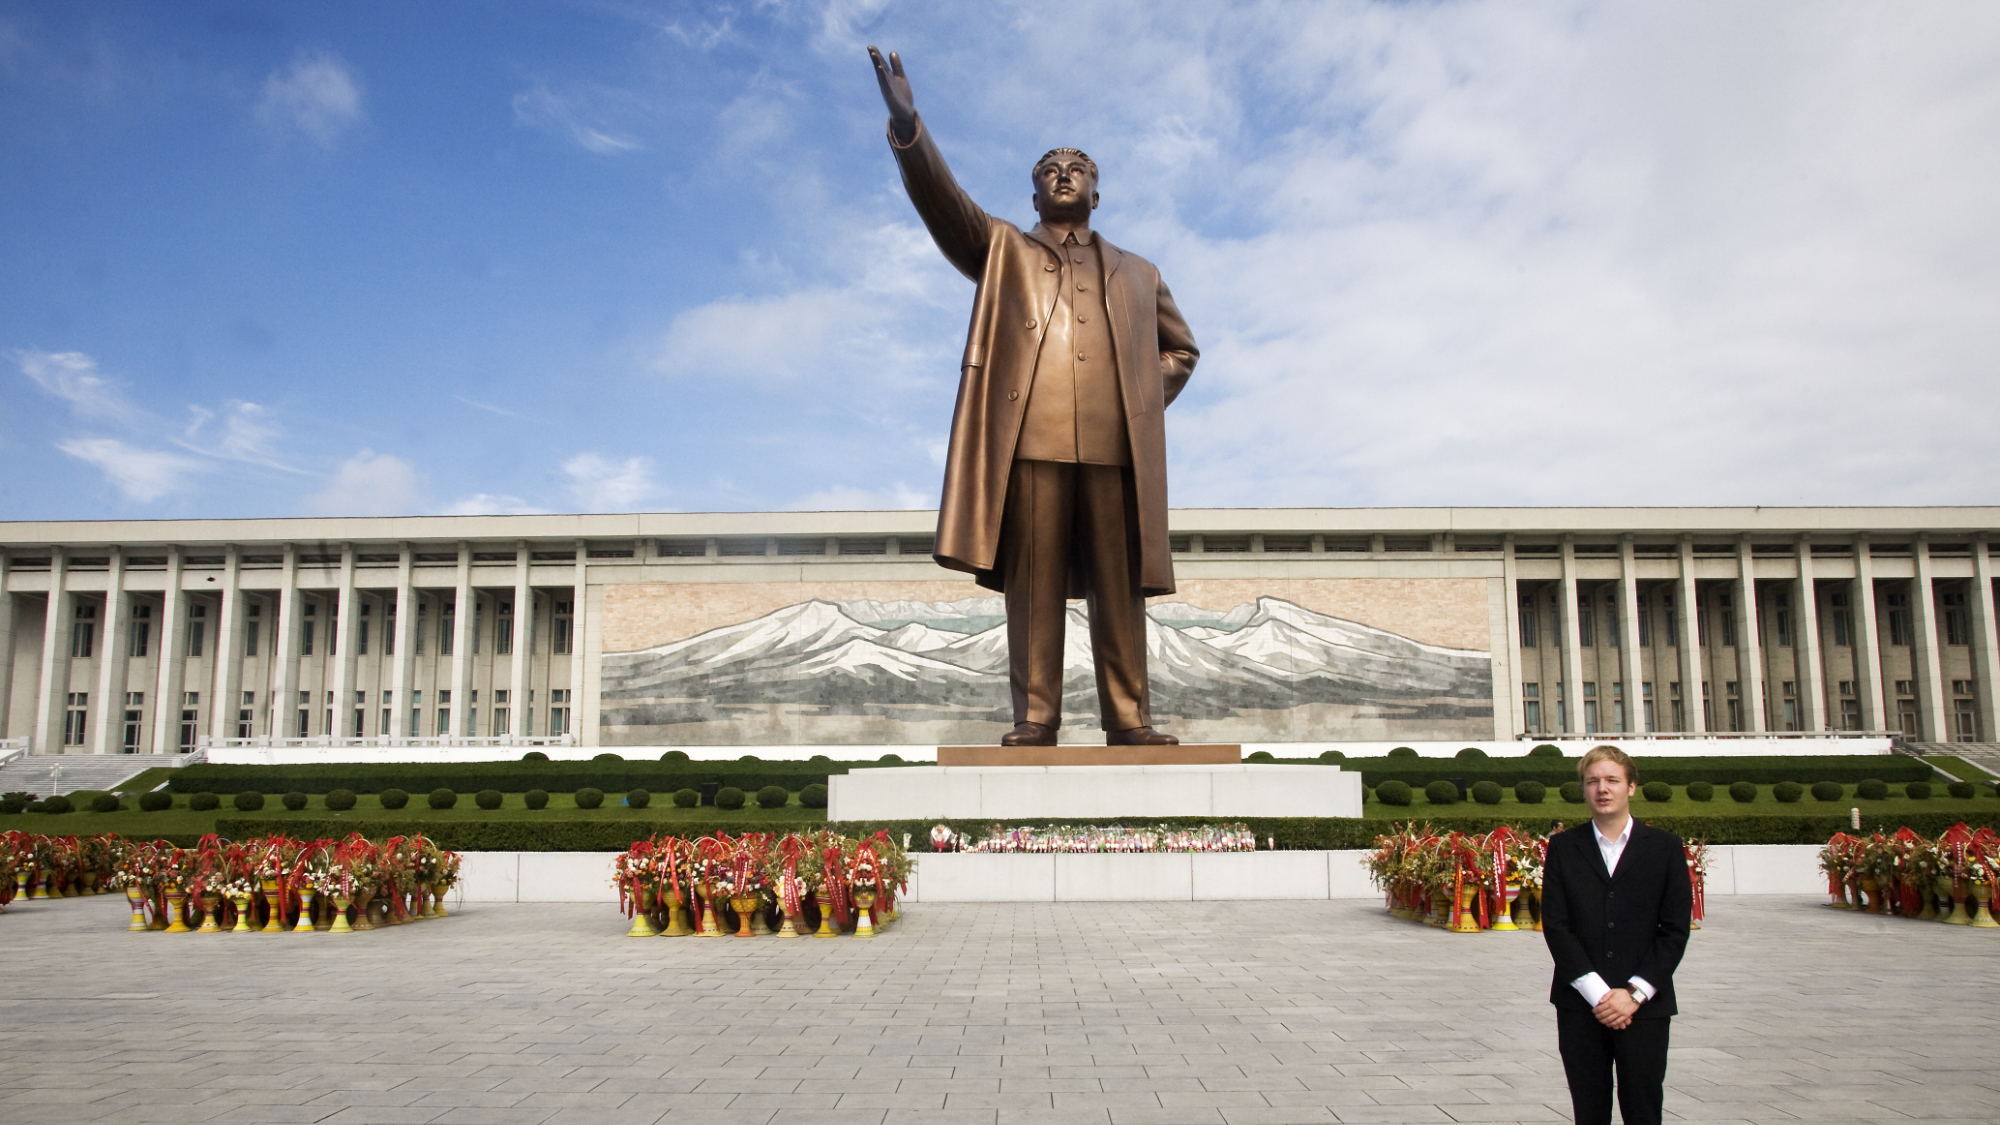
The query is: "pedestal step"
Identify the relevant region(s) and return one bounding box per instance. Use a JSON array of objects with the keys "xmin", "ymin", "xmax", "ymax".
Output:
[
  {"xmin": 936, "ymin": 745, "xmax": 1240, "ymax": 766},
  {"xmin": 828, "ymin": 763, "xmax": 1362, "ymax": 821}
]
